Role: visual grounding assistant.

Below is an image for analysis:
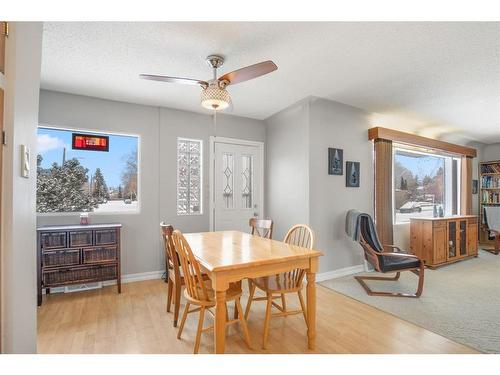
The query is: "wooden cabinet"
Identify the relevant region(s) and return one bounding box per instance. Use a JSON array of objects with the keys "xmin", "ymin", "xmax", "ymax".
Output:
[
  {"xmin": 37, "ymin": 223, "xmax": 122, "ymax": 306},
  {"xmin": 410, "ymin": 215, "xmax": 478, "ymax": 268}
]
